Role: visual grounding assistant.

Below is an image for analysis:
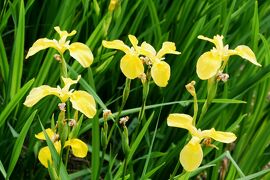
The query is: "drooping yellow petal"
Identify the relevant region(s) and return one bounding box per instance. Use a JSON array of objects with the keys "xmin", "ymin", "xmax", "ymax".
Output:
[
  {"xmin": 180, "ymin": 138, "xmax": 203, "ymax": 172},
  {"xmin": 196, "ymin": 51, "xmax": 222, "ymax": 80},
  {"xmin": 234, "ymin": 45, "xmax": 261, "ymax": 66},
  {"xmin": 151, "ymin": 61, "xmax": 170, "ymax": 87},
  {"xmin": 167, "ymin": 113, "xmax": 197, "ymax": 134},
  {"xmin": 202, "ymin": 128, "xmax": 237, "ymax": 143},
  {"xmin": 102, "ymin": 40, "xmax": 131, "ymax": 54},
  {"xmin": 64, "ymin": 139, "xmax": 88, "ymax": 158},
  {"xmin": 69, "ymin": 42, "xmax": 94, "ymax": 68},
  {"xmin": 35, "ymin": 128, "xmax": 55, "ymax": 140},
  {"xmin": 23, "ymin": 85, "xmax": 60, "ymax": 107},
  {"xmin": 38, "ymin": 141, "xmax": 61, "ymax": 168},
  {"xmin": 70, "ymin": 90, "xmax": 96, "ymax": 118},
  {"xmin": 120, "ymin": 54, "xmax": 144, "ymax": 79},
  {"xmin": 26, "ymin": 38, "xmax": 60, "ymax": 59},
  {"xmin": 156, "ymin": 42, "xmax": 181, "ymax": 59}
]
